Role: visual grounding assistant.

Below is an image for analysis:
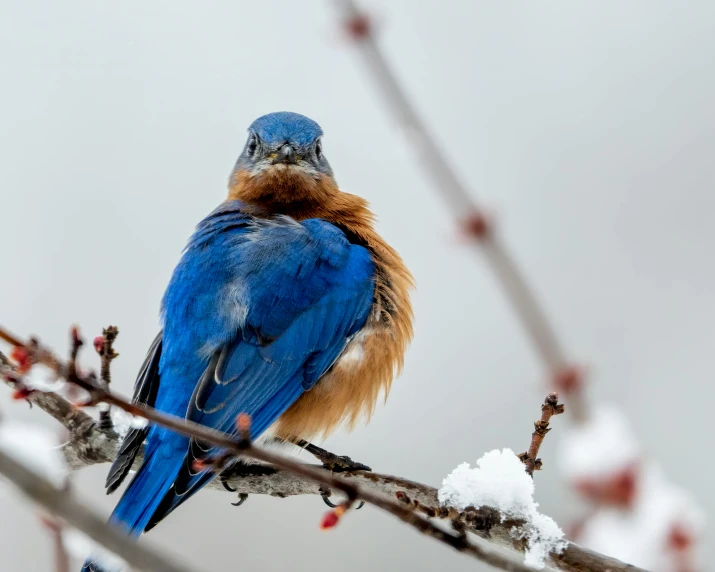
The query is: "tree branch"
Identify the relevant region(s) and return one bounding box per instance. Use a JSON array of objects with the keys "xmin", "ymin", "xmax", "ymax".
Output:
[
  {"xmin": 1, "ymin": 334, "xmax": 535, "ymax": 572},
  {"xmin": 0, "ymin": 328, "xmax": 646, "ymax": 572}
]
